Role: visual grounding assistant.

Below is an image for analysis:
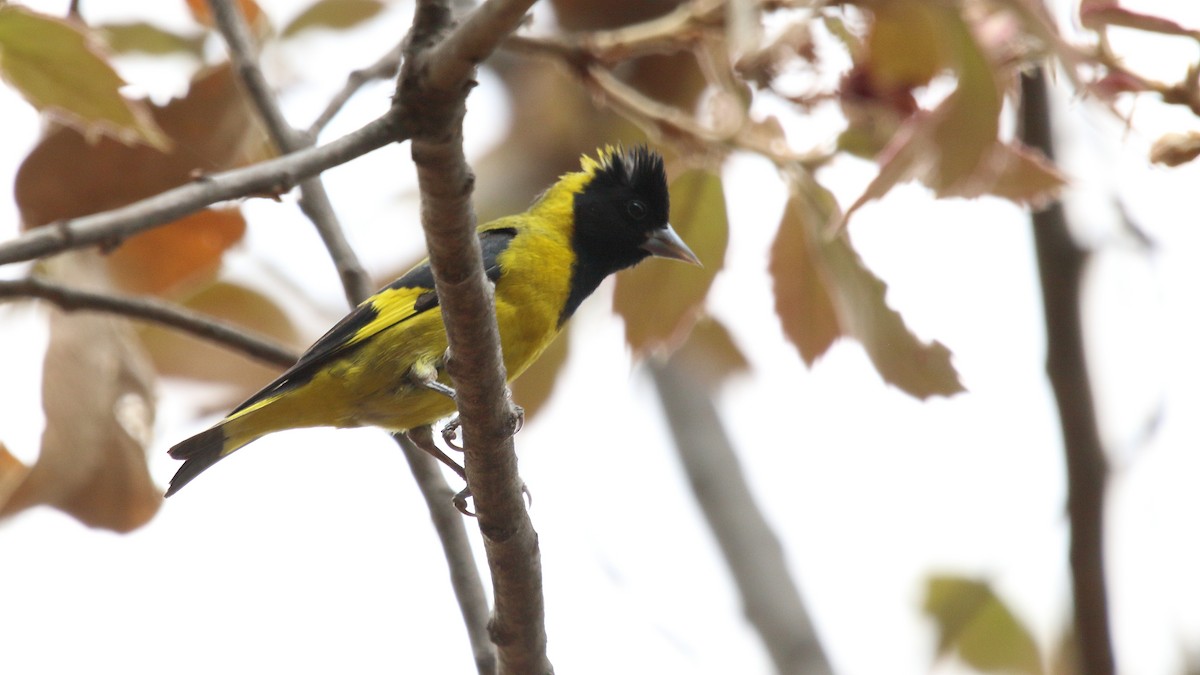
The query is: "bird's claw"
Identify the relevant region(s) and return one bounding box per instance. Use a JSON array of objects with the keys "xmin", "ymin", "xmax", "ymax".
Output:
[
  {"xmin": 510, "ymin": 403, "xmax": 525, "ymax": 435},
  {"xmin": 441, "ymin": 415, "xmax": 463, "ymax": 451},
  {"xmin": 453, "ymin": 486, "xmax": 475, "ymax": 517}
]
